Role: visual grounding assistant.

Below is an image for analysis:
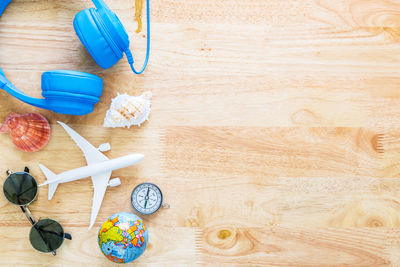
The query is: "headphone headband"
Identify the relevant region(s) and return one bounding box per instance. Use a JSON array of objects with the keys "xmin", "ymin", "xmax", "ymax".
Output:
[
  {"xmin": 0, "ymin": 75, "xmax": 47, "ymax": 109},
  {"xmin": 0, "ymin": 0, "xmax": 12, "ymax": 17},
  {"xmin": 92, "ymin": 0, "xmax": 110, "ymax": 11}
]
